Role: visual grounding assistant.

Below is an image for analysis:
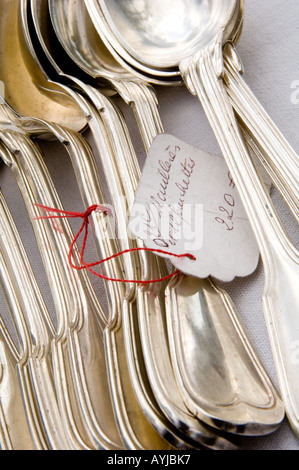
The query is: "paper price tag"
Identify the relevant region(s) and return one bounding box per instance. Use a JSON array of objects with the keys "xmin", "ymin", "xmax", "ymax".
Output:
[{"xmin": 128, "ymin": 134, "xmax": 267, "ymax": 282}]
